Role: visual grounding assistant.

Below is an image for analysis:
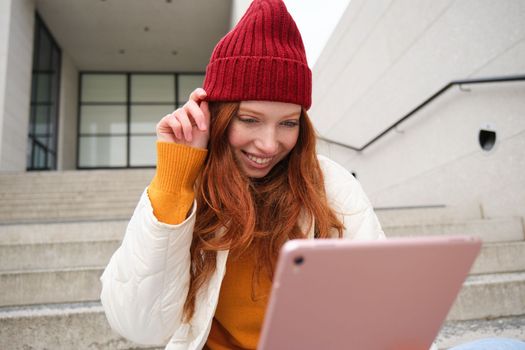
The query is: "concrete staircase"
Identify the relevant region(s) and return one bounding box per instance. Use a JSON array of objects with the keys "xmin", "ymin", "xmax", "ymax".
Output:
[
  {"xmin": 0, "ymin": 170, "xmax": 524, "ymax": 349},
  {"xmin": 0, "ymin": 169, "xmax": 160, "ymax": 350},
  {"xmin": 378, "ymin": 206, "xmax": 525, "ymax": 349}
]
